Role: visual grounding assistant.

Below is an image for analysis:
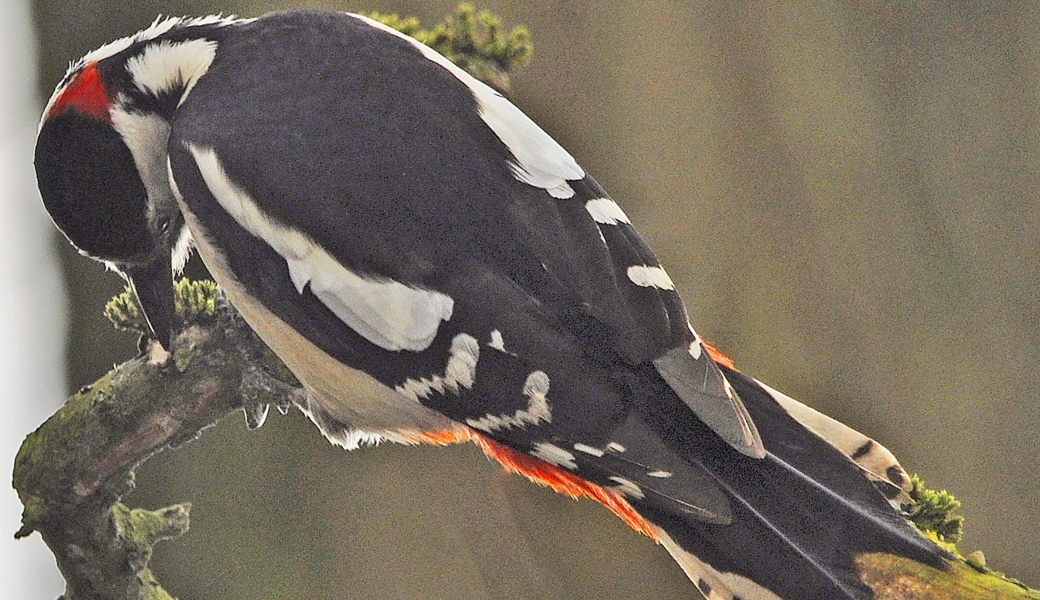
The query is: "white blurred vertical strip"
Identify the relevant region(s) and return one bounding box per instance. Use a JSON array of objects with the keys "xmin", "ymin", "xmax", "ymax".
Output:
[{"xmin": 0, "ymin": 0, "xmax": 68, "ymax": 597}]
